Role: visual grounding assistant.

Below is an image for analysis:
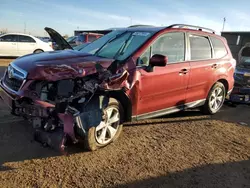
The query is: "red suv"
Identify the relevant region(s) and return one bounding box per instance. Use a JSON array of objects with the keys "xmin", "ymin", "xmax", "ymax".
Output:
[{"xmin": 0, "ymin": 25, "xmax": 235, "ymax": 152}]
